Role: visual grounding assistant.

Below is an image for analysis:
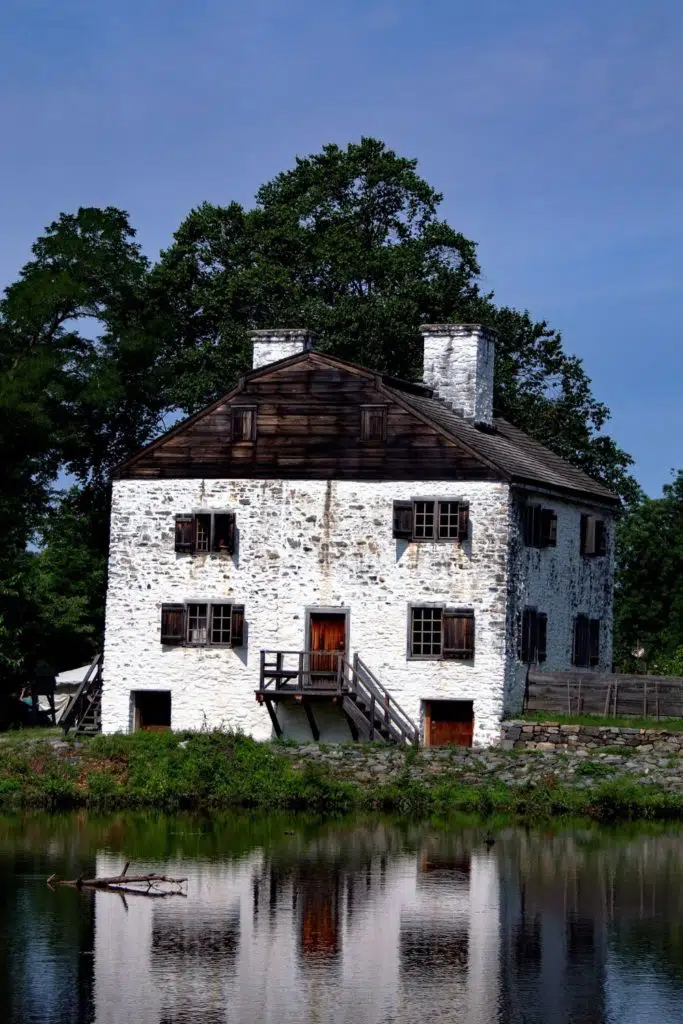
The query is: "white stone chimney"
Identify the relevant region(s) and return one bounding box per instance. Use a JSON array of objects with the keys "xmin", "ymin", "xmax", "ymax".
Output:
[
  {"xmin": 420, "ymin": 324, "xmax": 496, "ymax": 426},
  {"xmin": 250, "ymin": 328, "xmax": 317, "ymax": 370}
]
